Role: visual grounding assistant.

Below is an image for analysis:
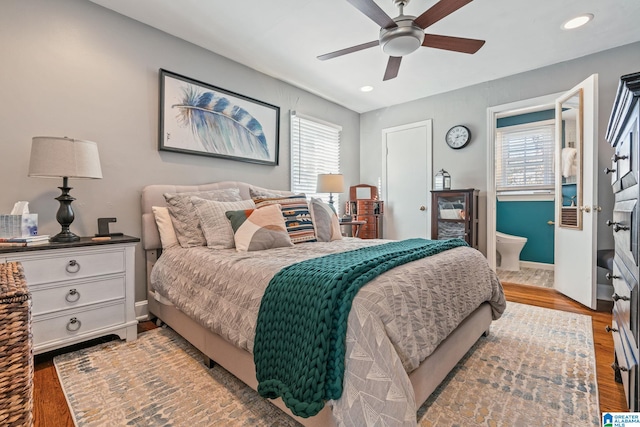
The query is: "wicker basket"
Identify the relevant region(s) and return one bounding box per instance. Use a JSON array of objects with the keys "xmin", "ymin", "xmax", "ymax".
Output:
[{"xmin": 0, "ymin": 262, "xmax": 33, "ymax": 427}]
